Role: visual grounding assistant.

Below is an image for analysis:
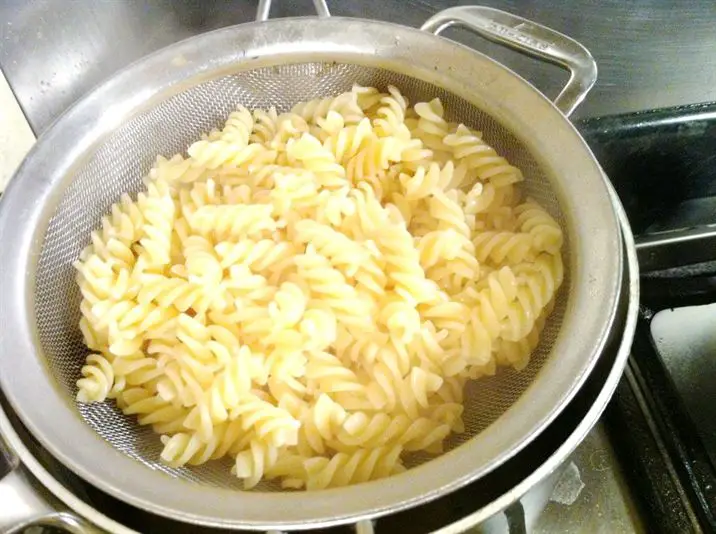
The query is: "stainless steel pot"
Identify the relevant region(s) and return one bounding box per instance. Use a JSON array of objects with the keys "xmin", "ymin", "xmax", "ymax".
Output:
[
  {"xmin": 0, "ymin": 0, "xmax": 634, "ymax": 530},
  {"xmin": 0, "ymin": 186, "xmax": 637, "ymax": 532}
]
